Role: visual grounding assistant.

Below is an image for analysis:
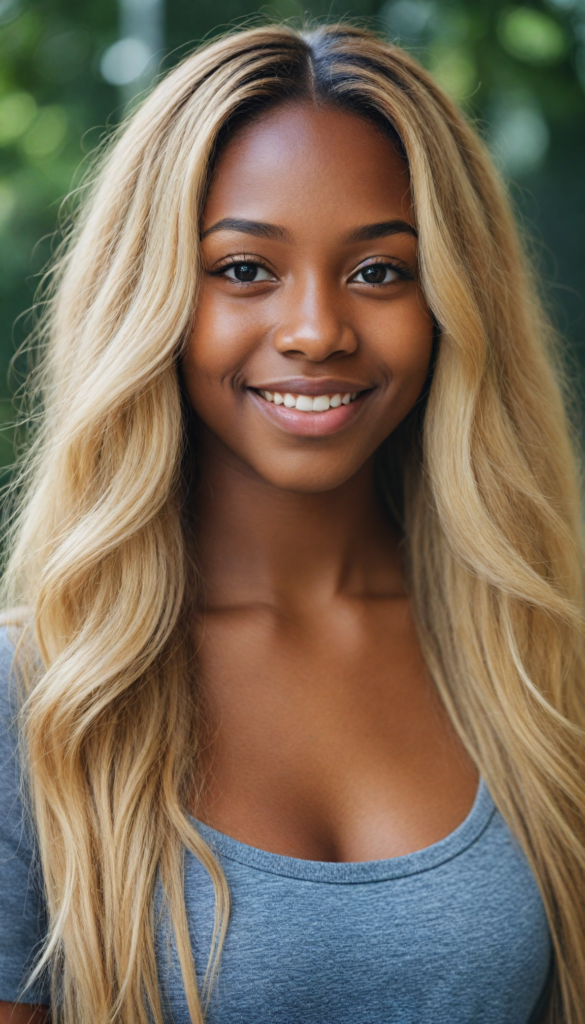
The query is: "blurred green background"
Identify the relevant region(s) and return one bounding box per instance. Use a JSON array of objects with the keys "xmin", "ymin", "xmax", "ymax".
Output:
[{"xmin": 0, "ymin": 0, "xmax": 584, "ymax": 481}]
